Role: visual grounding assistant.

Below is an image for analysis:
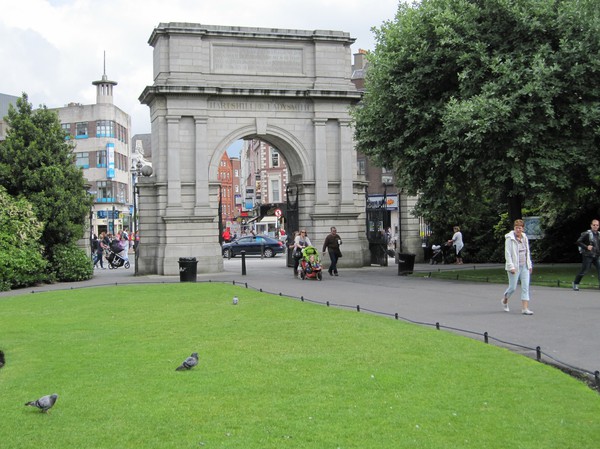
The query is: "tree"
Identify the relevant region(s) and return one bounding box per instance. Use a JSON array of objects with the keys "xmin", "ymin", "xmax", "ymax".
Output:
[
  {"xmin": 0, "ymin": 93, "xmax": 92, "ymax": 257},
  {"xmin": 353, "ymin": 0, "xmax": 600, "ymax": 225}
]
